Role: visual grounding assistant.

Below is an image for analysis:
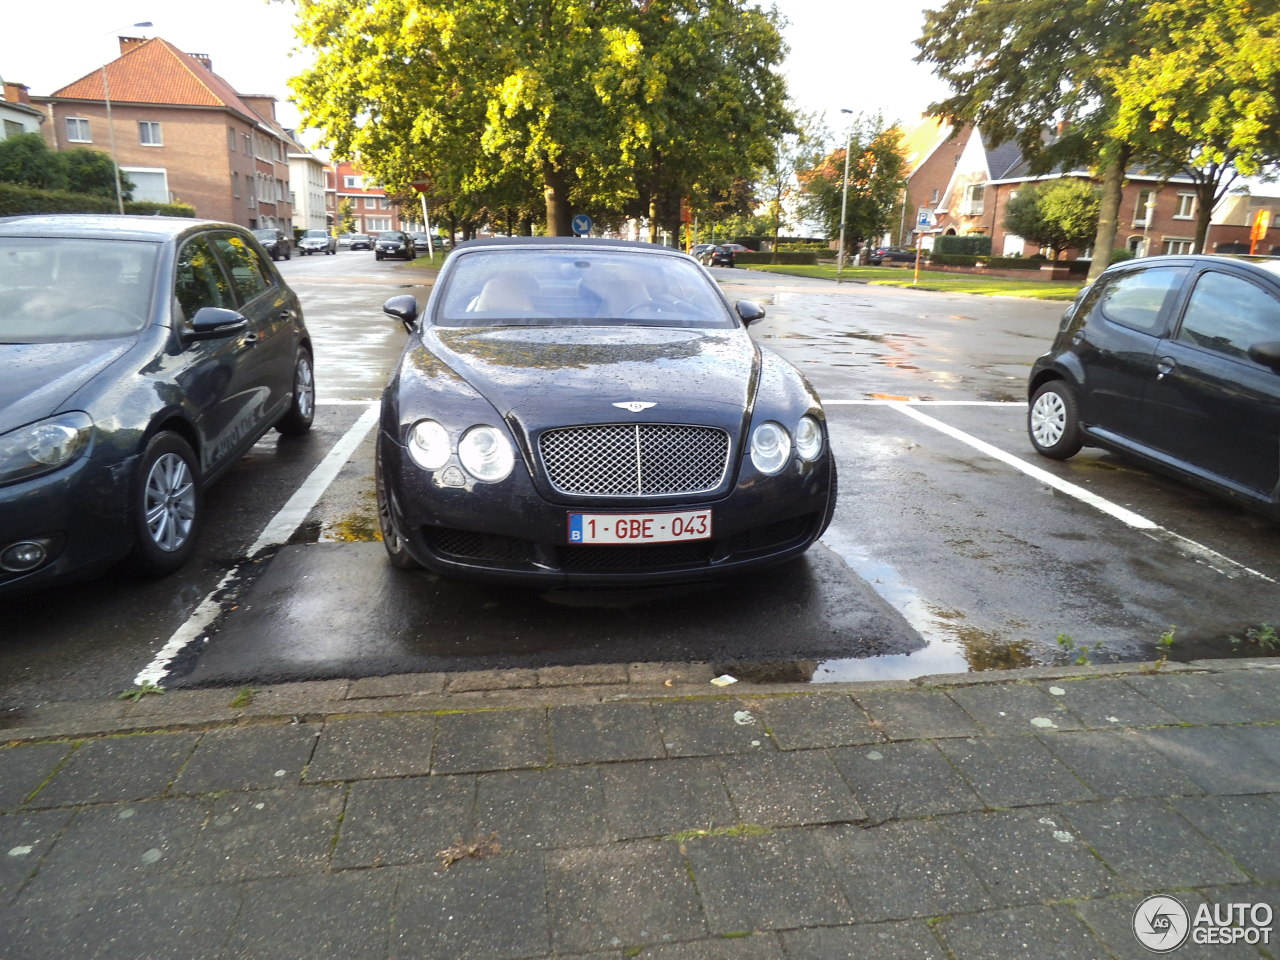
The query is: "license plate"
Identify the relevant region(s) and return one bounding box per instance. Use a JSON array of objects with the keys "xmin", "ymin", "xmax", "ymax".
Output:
[{"xmin": 568, "ymin": 509, "xmax": 712, "ymax": 544}]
